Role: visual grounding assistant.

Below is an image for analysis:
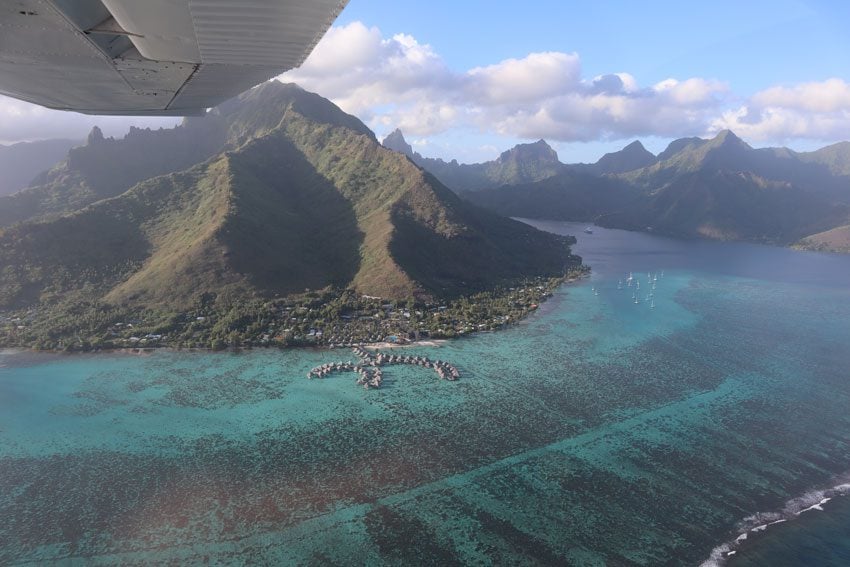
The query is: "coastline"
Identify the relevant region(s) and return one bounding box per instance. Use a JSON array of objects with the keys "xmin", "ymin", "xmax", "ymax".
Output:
[{"xmin": 1, "ymin": 272, "xmax": 589, "ymax": 356}]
